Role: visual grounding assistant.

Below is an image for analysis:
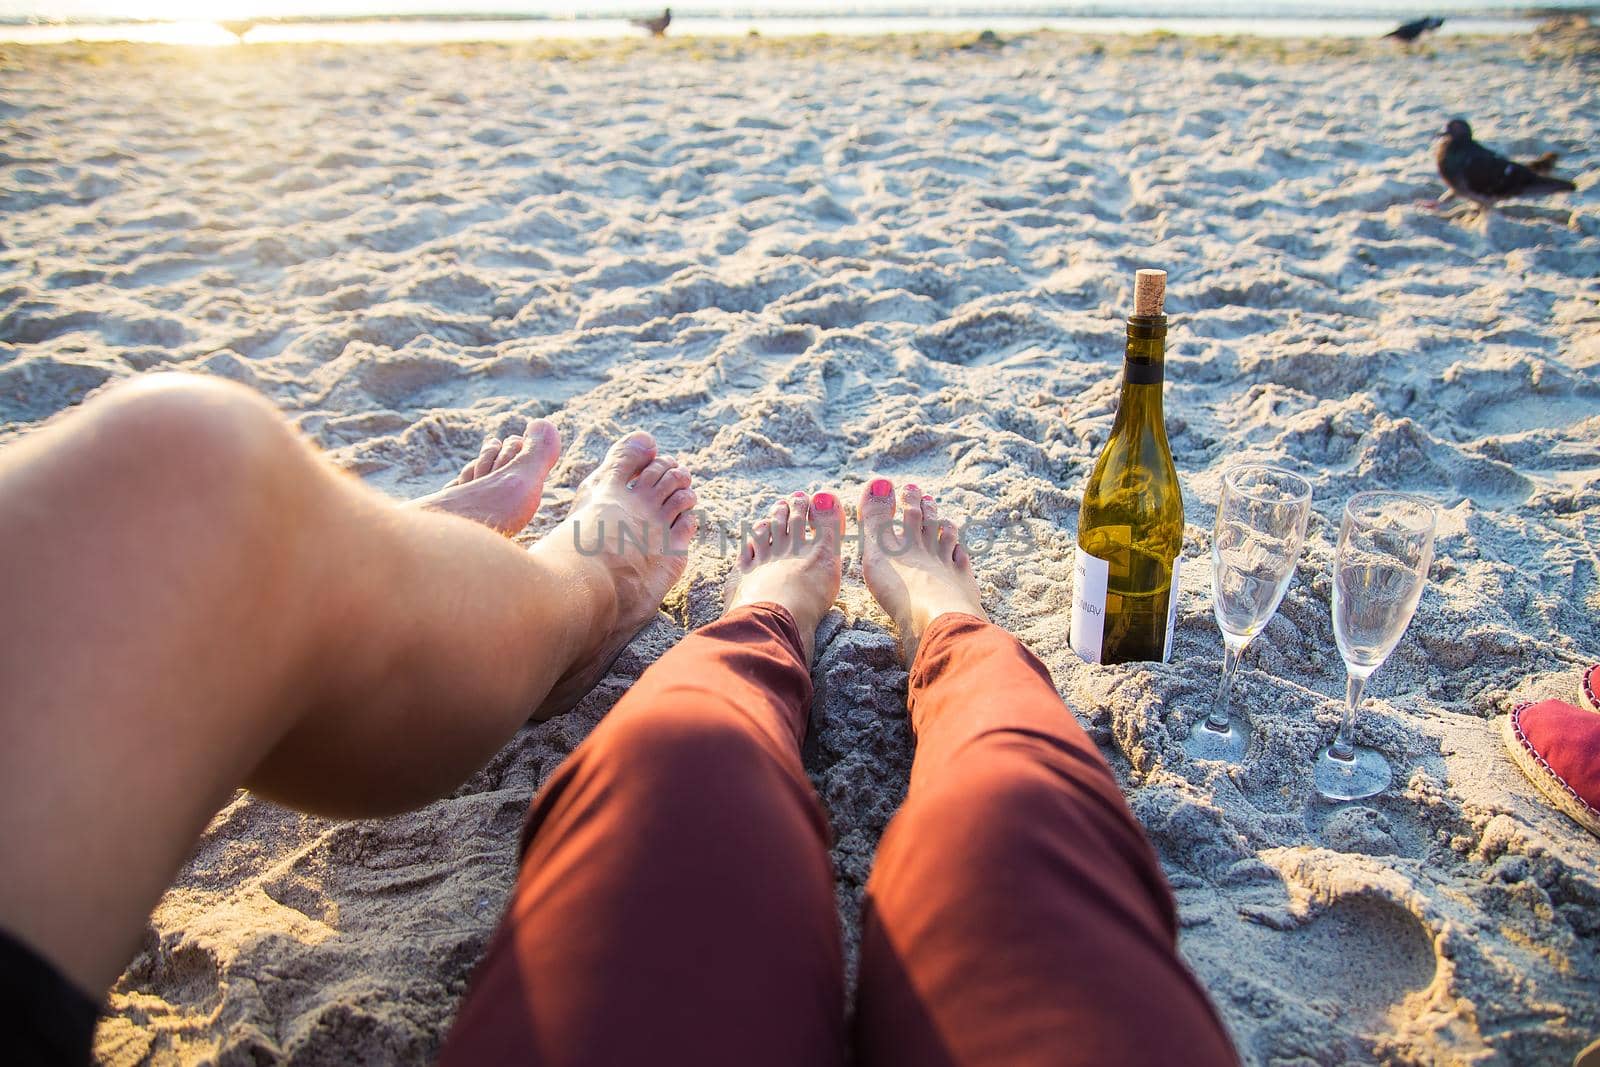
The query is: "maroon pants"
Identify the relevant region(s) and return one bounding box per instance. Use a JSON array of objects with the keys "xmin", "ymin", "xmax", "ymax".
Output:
[{"xmin": 438, "ymin": 605, "xmax": 1237, "ymax": 1067}]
